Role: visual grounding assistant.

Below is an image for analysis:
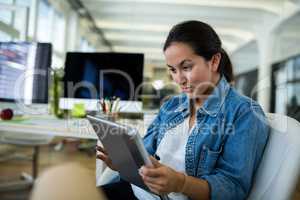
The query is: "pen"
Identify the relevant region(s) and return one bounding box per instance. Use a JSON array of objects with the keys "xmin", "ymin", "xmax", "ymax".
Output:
[
  {"xmin": 114, "ymin": 98, "xmax": 120, "ymax": 112},
  {"xmin": 109, "ymin": 97, "xmax": 115, "ymax": 113},
  {"xmin": 99, "ymin": 98, "xmax": 106, "ymax": 113}
]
